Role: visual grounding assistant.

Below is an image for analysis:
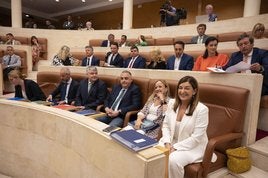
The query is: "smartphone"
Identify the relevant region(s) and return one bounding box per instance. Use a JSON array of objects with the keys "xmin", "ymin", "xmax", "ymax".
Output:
[{"xmin": 102, "ymin": 126, "xmax": 121, "ymax": 133}]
